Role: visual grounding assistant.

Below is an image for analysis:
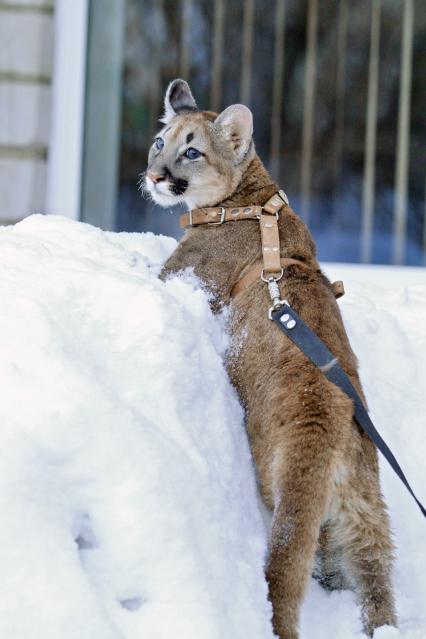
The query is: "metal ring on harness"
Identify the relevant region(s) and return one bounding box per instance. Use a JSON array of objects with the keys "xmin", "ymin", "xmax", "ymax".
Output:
[{"xmin": 261, "ymin": 267, "xmax": 283, "ymax": 283}]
